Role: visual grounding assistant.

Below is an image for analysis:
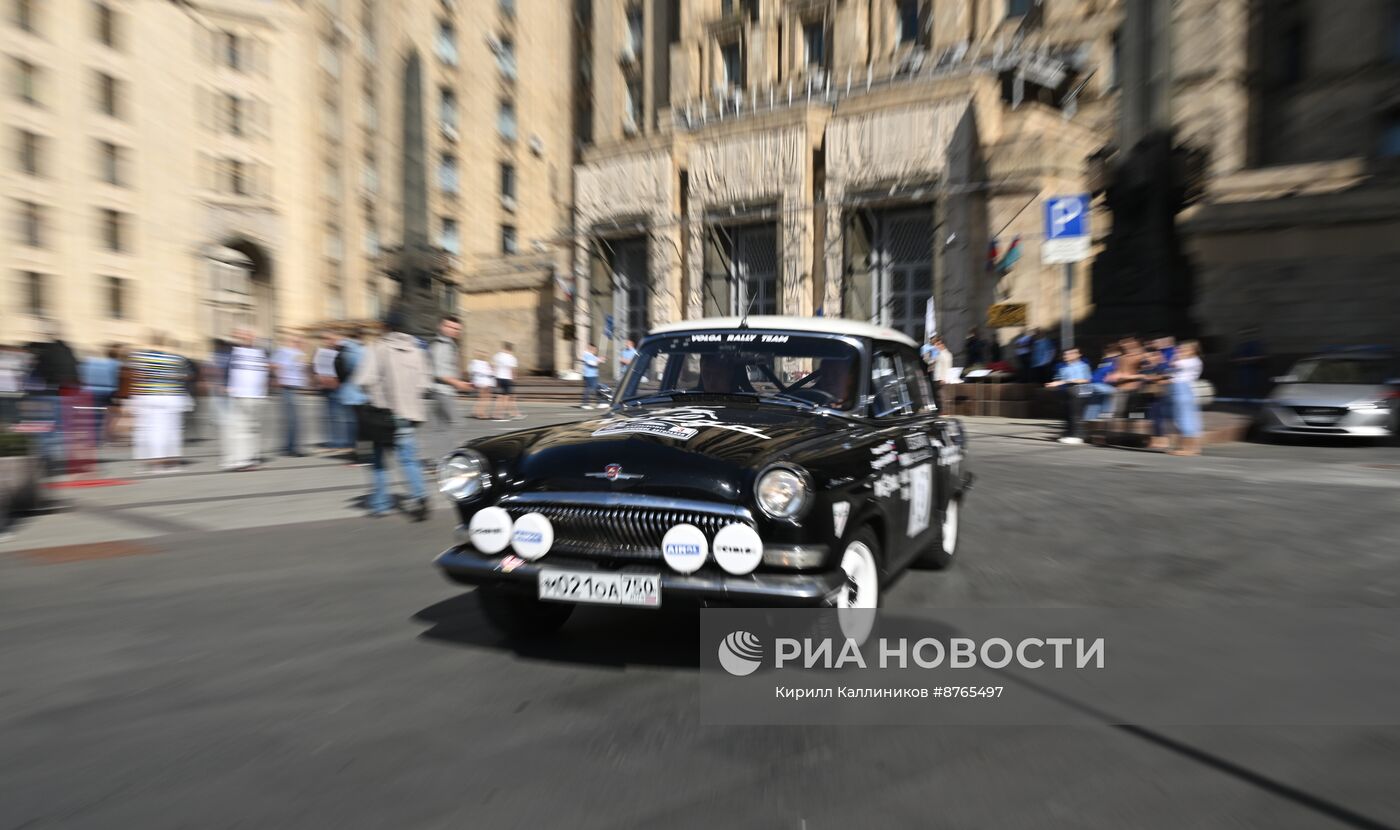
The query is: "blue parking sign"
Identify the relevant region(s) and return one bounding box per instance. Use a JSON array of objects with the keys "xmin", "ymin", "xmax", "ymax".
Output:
[
  {"xmin": 1042, "ymin": 194, "xmax": 1091, "ymax": 264},
  {"xmin": 1045, "ymin": 195, "xmax": 1089, "ymax": 239}
]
